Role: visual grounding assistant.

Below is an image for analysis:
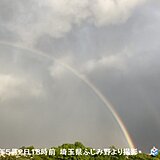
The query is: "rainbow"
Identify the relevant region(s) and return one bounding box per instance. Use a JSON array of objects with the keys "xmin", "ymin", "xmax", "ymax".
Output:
[{"xmin": 0, "ymin": 41, "xmax": 135, "ymax": 149}]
